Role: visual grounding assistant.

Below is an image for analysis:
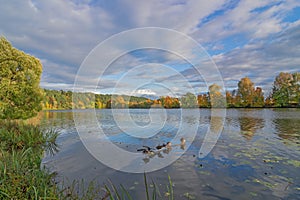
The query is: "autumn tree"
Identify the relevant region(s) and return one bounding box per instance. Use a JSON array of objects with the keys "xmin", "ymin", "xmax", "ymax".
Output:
[
  {"xmin": 197, "ymin": 93, "xmax": 210, "ymax": 108},
  {"xmin": 161, "ymin": 96, "xmax": 180, "ymax": 108},
  {"xmin": 237, "ymin": 77, "xmax": 255, "ymax": 107},
  {"xmin": 0, "ymin": 37, "xmax": 43, "ymax": 119},
  {"xmin": 209, "ymin": 83, "xmax": 226, "ymax": 108},
  {"xmin": 252, "ymin": 87, "xmax": 264, "ymax": 107},
  {"xmin": 111, "ymin": 95, "xmax": 126, "ymax": 108},
  {"xmin": 226, "ymin": 91, "xmax": 234, "ymax": 107}
]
